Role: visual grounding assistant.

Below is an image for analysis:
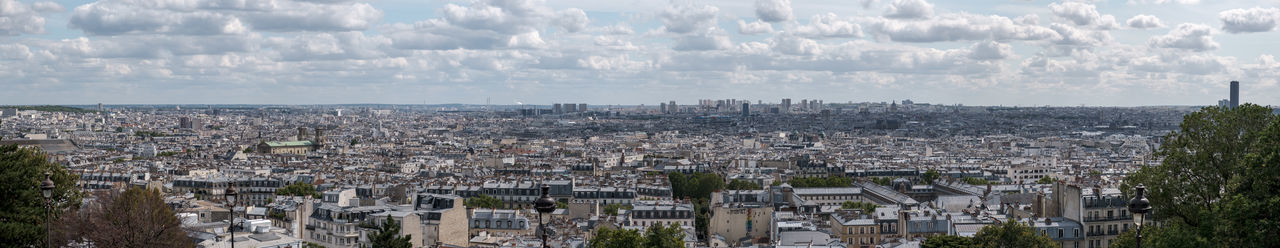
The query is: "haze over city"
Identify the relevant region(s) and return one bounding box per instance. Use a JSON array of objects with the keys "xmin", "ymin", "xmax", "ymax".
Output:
[{"xmin": 2, "ymin": 0, "xmax": 1280, "ymax": 105}]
